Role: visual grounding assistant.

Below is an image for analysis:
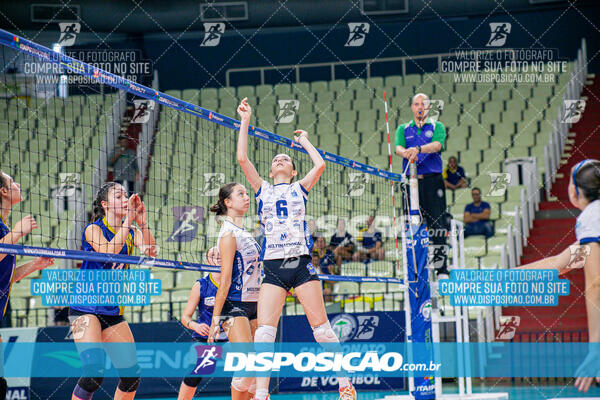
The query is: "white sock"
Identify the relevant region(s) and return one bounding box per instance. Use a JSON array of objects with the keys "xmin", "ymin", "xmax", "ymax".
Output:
[
  {"xmin": 254, "ymin": 388, "xmax": 269, "ymax": 400},
  {"xmin": 338, "ymin": 377, "xmax": 350, "ymax": 388}
]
